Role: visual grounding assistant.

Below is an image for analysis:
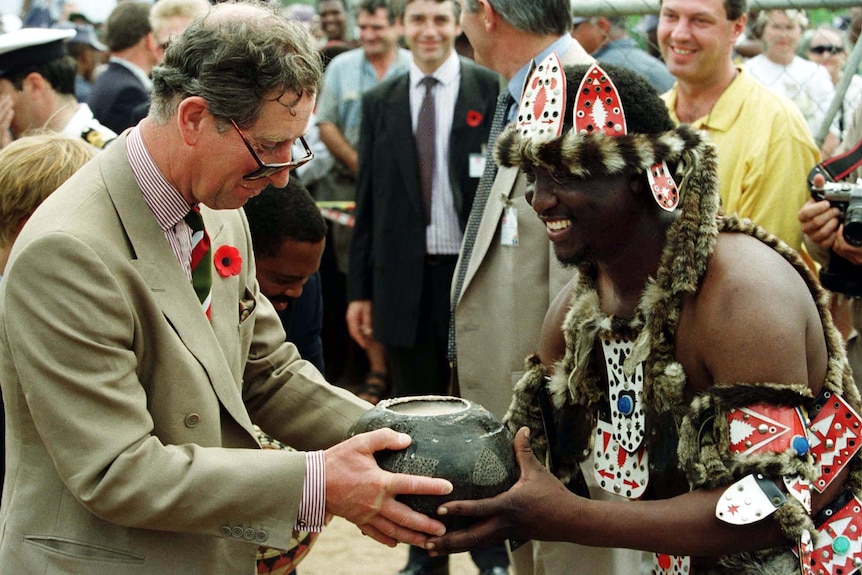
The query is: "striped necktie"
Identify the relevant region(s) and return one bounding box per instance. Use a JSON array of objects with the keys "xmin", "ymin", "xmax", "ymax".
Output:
[
  {"xmin": 185, "ymin": 206, "xmax": 212, "ymax": 319},
  {"xmin": 447, "ymin": 91, "xmax": 513, "ymax": 364}
]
